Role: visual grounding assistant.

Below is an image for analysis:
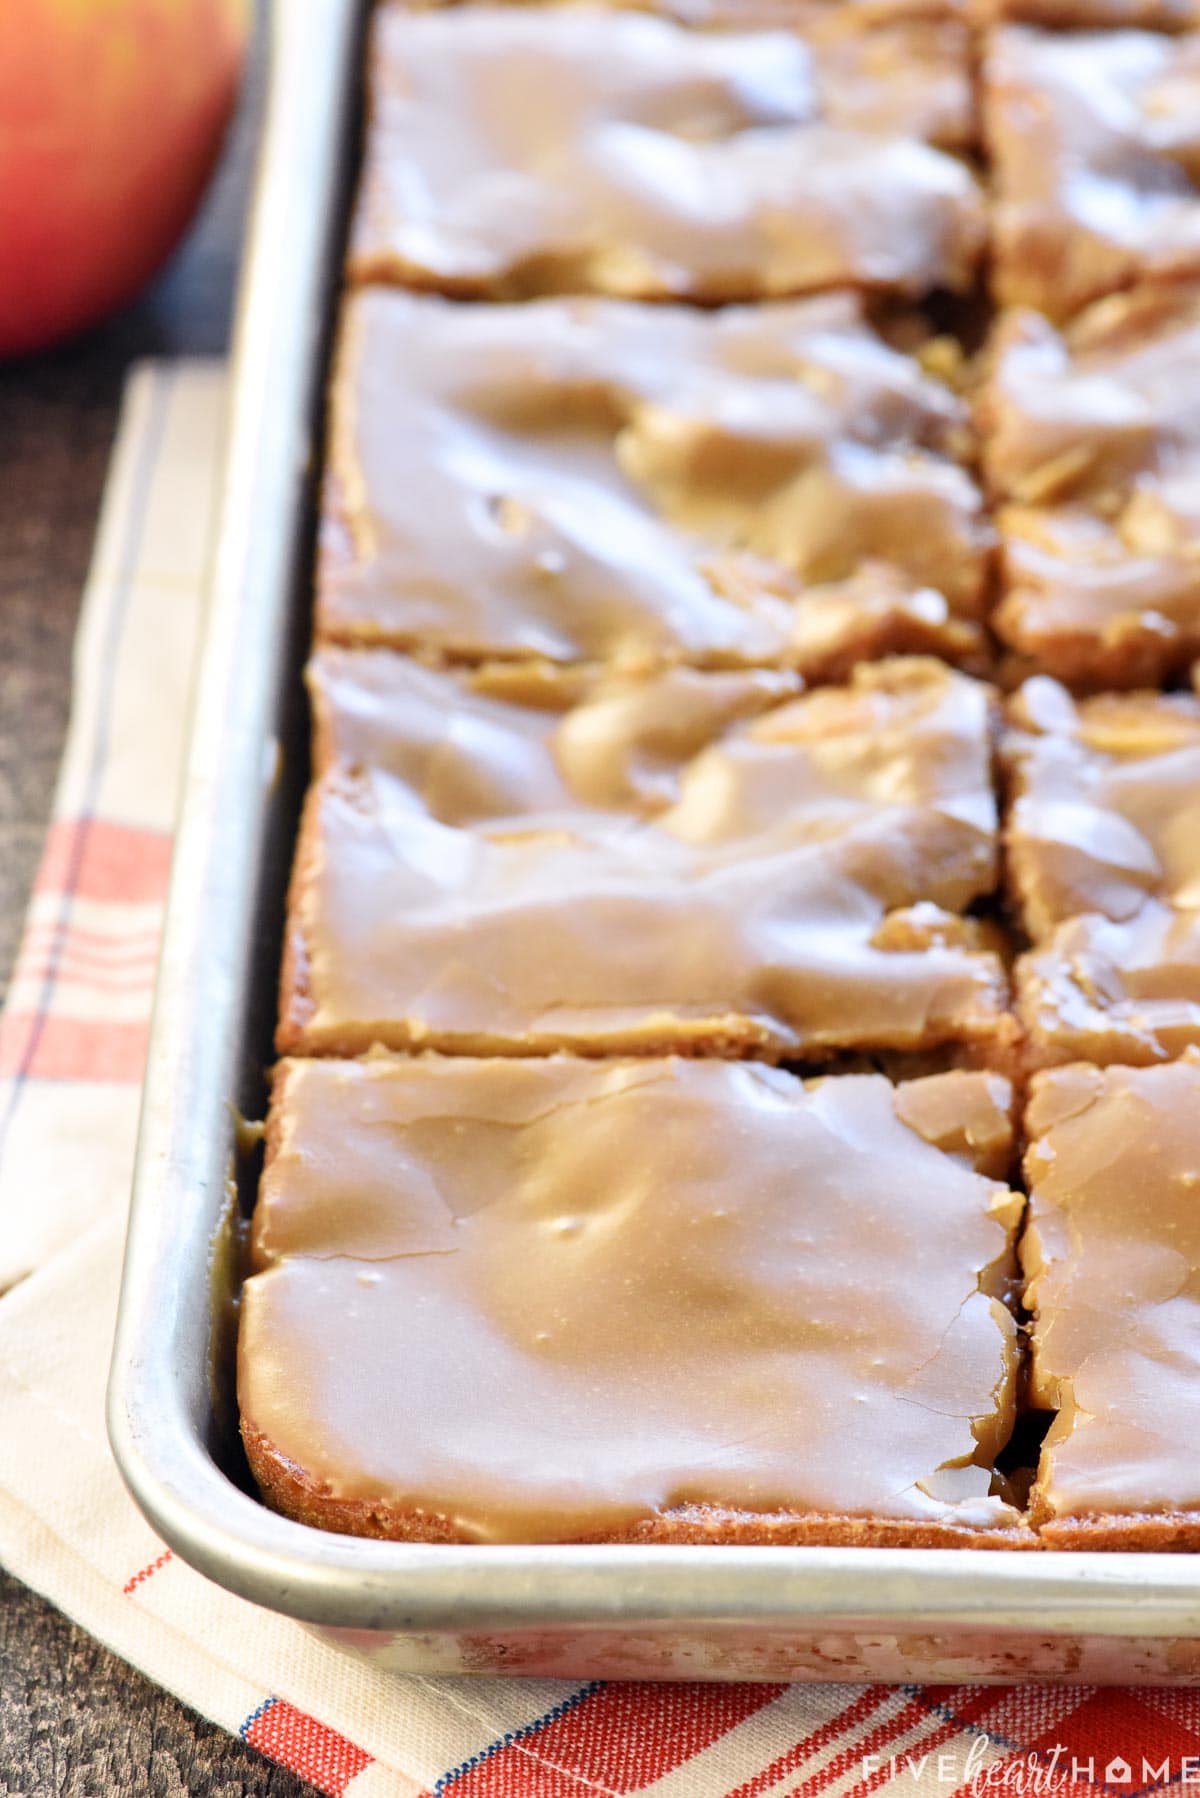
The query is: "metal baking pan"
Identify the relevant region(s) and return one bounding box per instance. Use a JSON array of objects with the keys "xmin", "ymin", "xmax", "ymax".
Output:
[{"xmin": 107, "ymin": 0, "xmax": 1200, "ymax": 1682}]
